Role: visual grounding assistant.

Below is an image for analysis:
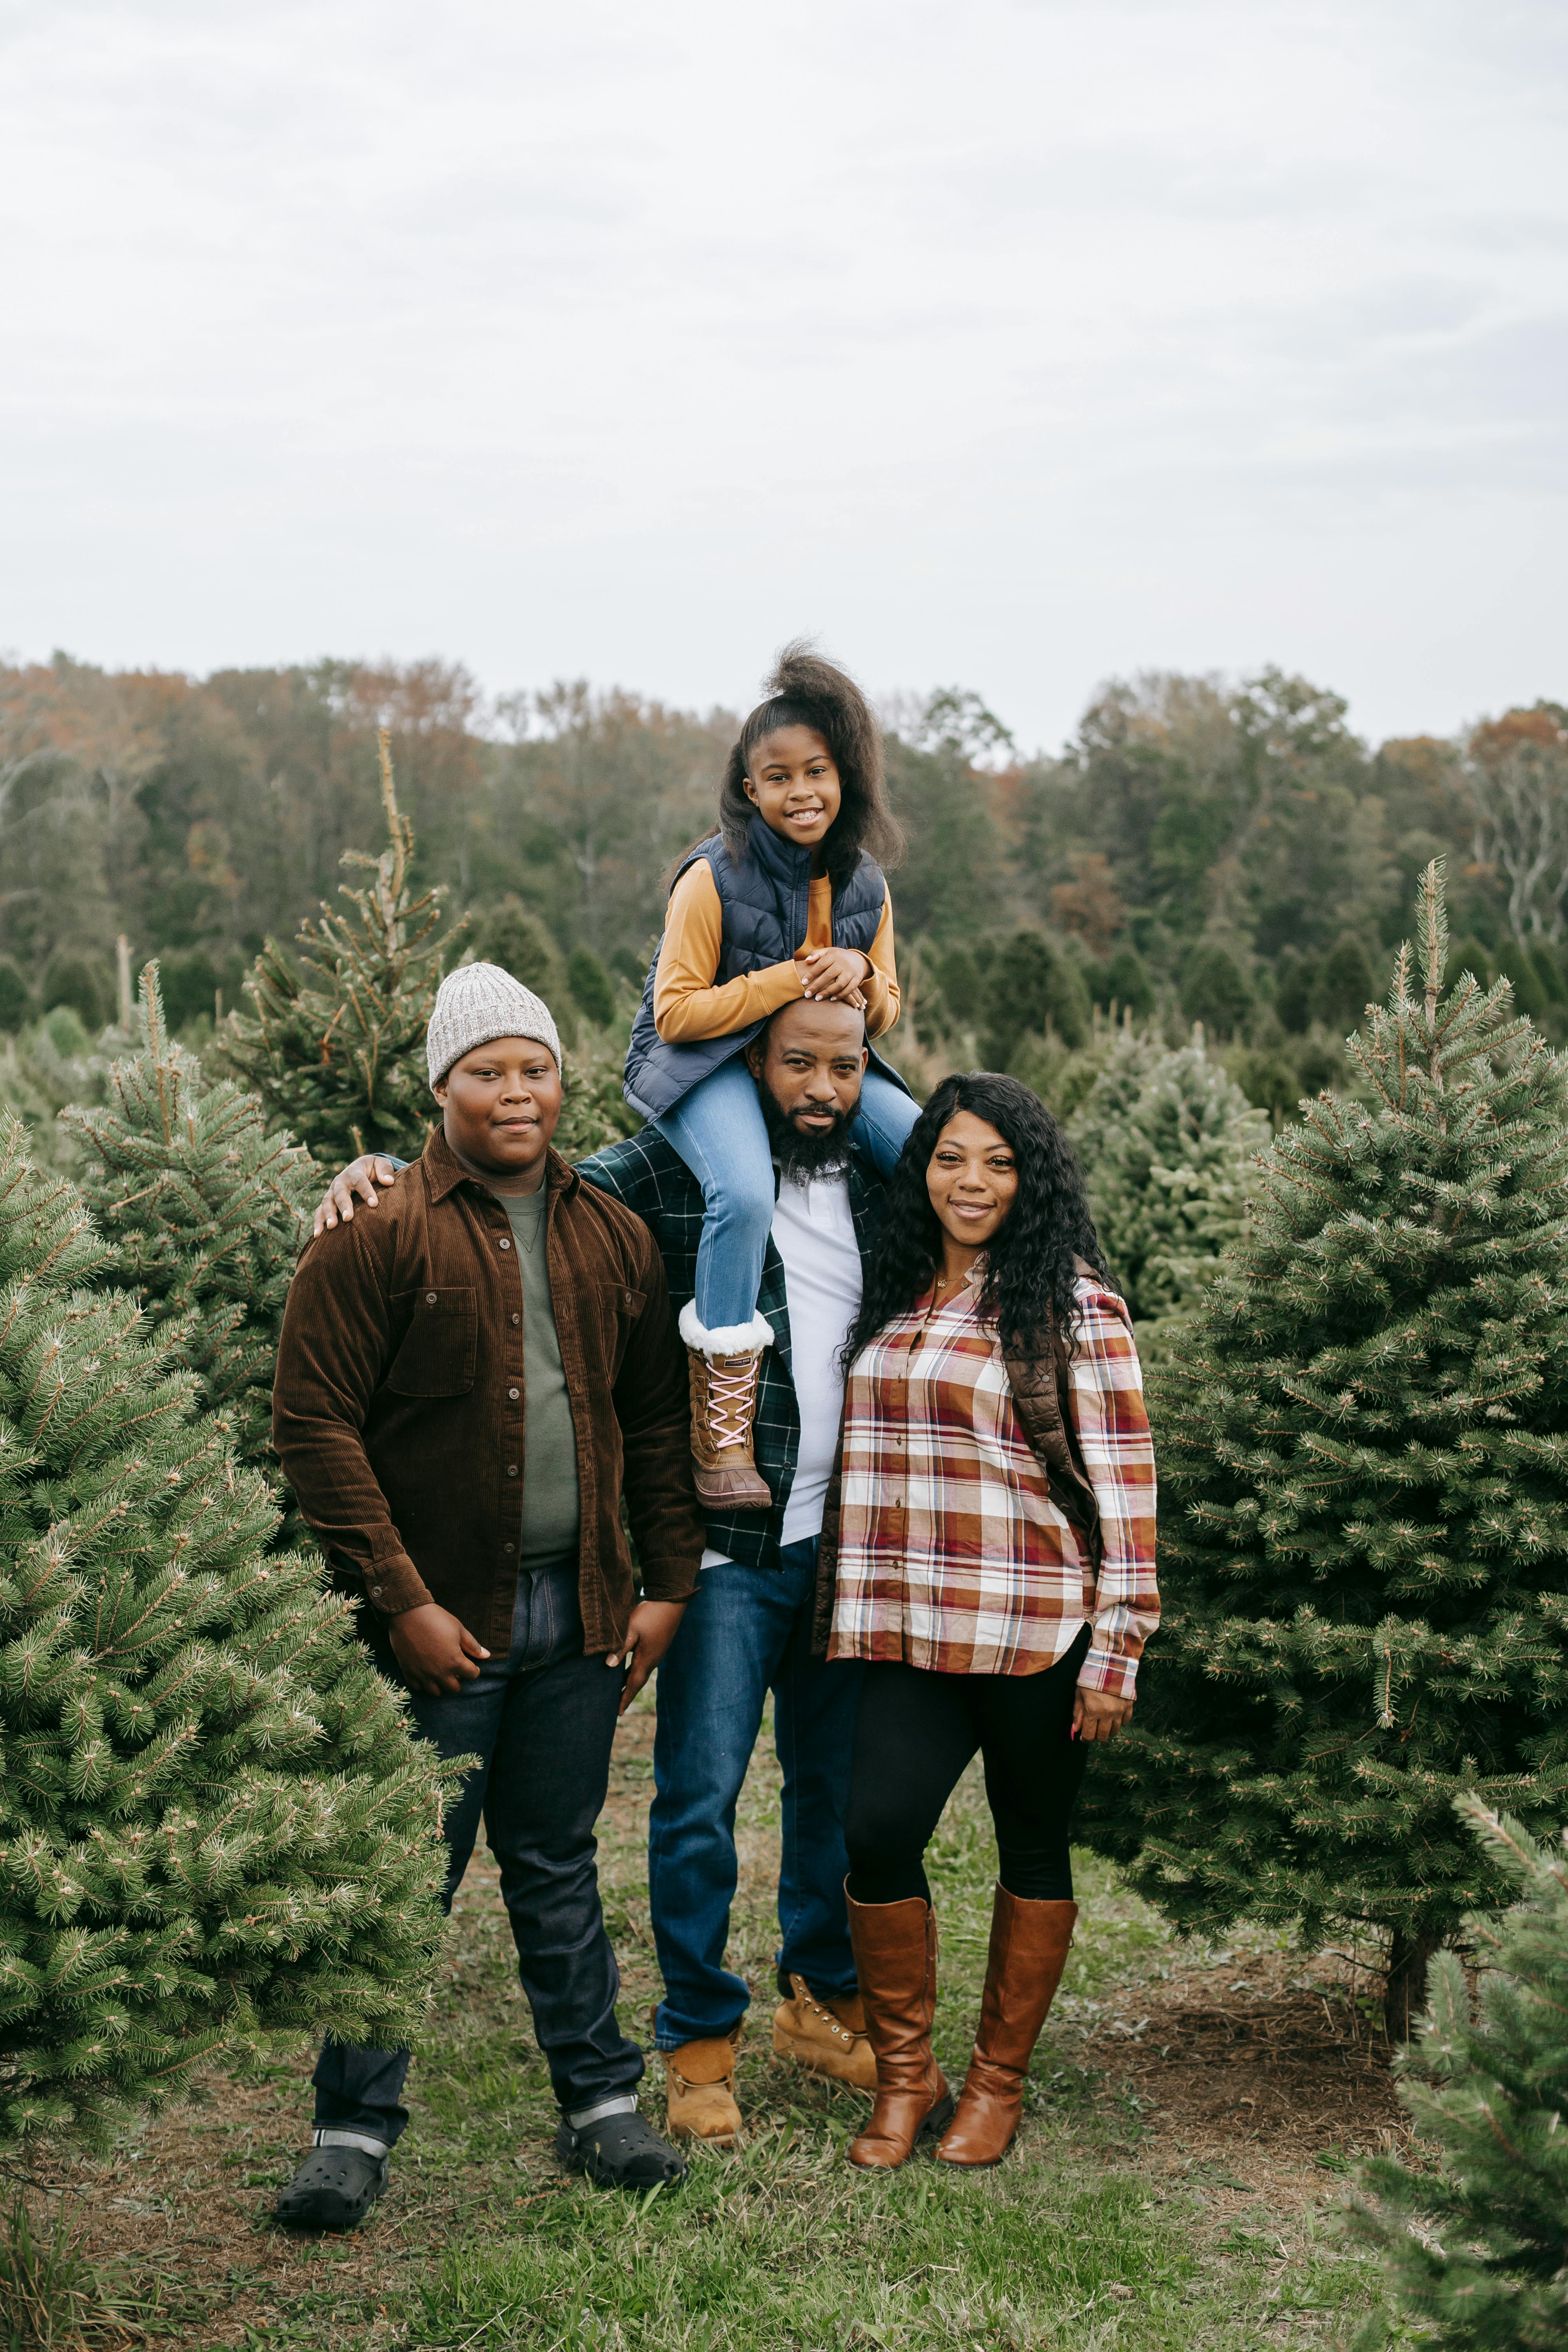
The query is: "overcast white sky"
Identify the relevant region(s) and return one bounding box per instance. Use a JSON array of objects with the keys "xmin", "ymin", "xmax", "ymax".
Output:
[{"xmin": 1, "ymin": 0, "xmax": 1563, "ymax": 751}]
